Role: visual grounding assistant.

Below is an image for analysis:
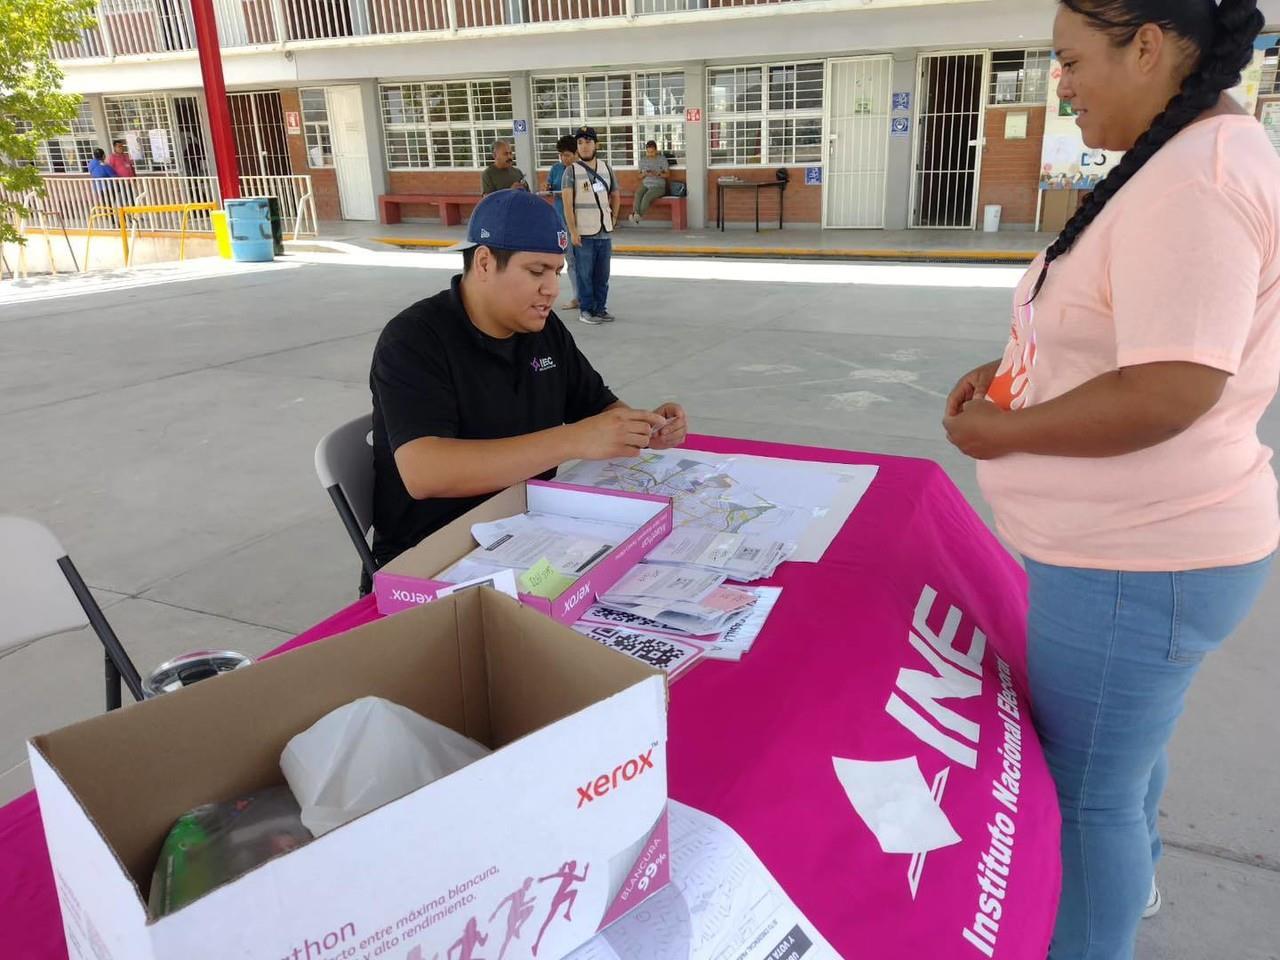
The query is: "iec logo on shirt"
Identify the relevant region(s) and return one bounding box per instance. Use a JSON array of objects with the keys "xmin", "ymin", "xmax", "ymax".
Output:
[{"xmin": 531, "ymin": 356, "xmax": 557, "ymax": 373}]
